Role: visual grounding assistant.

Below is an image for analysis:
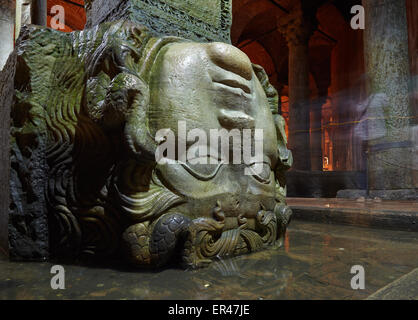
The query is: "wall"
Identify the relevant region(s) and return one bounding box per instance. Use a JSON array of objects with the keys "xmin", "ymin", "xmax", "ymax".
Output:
[{"xmin": 0, "ymin": 0, "xmax": 14, "ymax": 71}]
